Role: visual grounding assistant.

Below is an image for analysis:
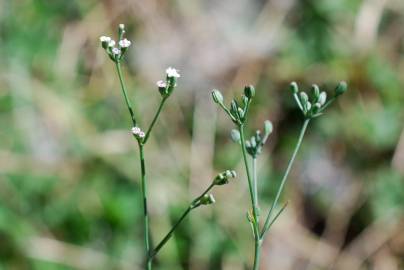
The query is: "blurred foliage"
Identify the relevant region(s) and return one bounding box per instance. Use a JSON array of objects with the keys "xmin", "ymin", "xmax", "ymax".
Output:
[{"xmin": 0, "ymin": 0, "xmax": 403, "ymax": 269}]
